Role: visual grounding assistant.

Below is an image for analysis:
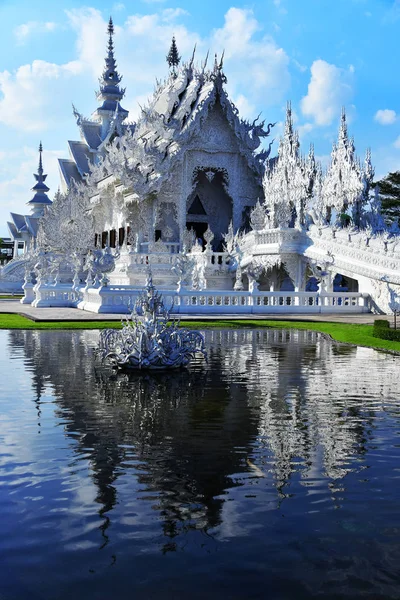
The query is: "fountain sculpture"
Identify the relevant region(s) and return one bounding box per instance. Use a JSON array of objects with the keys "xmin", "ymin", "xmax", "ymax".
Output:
[{"xmin": 98, "ymin": 276, "xmax": 207, "ymax": 369}]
